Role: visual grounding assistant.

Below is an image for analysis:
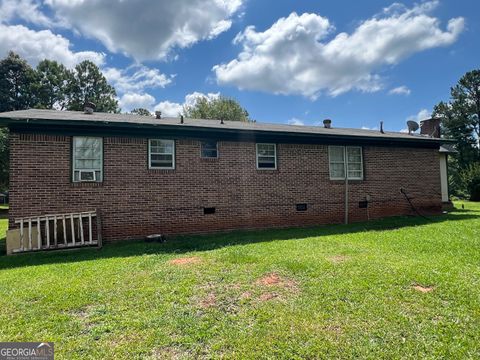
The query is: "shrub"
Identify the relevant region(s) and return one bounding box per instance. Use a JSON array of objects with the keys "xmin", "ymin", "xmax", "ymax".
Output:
[{"xmin": 459, "ymin": 163, "xmax": 480, "ymax": 201}]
